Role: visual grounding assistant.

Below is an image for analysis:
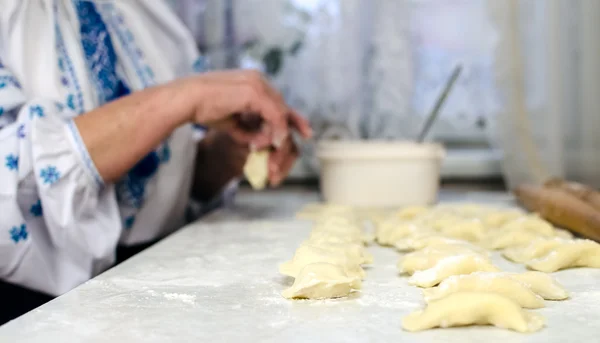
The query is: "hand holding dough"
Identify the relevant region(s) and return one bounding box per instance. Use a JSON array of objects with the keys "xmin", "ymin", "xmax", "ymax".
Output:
[
  {"xmin": 402, "ymin": 292, "xmax": 545, "ymax": 333},
  {"xmin": 243, "ymin": 150, "xmax": 269, "ymax": 190},
  {"xmin": 282, "ymin": 263, "xmax": 361, "ymax": 299}
]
